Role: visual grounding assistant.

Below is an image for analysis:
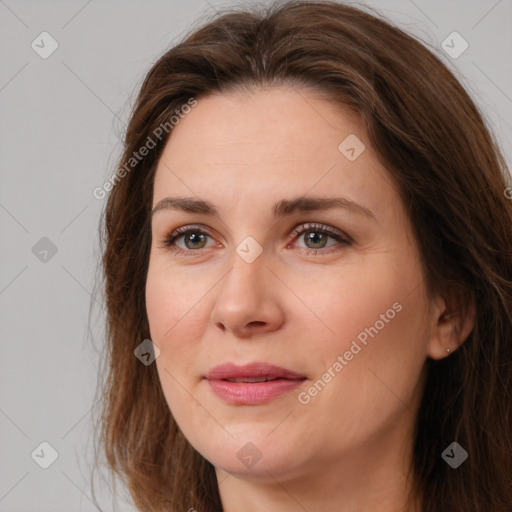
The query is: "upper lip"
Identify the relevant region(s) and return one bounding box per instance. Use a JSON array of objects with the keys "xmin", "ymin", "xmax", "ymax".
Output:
[{"xmin": 205, "ymin": 362, "xmax": 306, "ymax": 381}]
